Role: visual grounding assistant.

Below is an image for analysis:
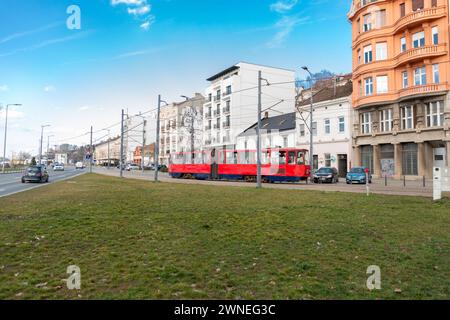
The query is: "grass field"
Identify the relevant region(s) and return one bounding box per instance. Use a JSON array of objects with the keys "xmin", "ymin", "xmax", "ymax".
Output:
[{"xmin": 0, "ymin": 173, "xmax": 448, "ymax": 300}]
